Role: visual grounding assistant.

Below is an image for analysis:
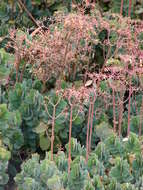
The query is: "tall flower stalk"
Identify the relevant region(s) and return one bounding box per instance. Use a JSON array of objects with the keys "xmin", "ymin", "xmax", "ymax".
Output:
[
  {"xmin": 127, "ymin": 77, "xmax": 132, "ymax": 136},
  {"xmin": 86, "ymin": 100, "xmax": 92, "ymax": 162},
  {"xmin": 89, "ymin": 93, "xmax": 96, "ymax": 153},
  {"xmin": 139, "ymin": 96, "xmax": 143, "ymax": 137},
  {"xmin": 112, "ymin": 88, "xmax": 117, "ymax": 133},
  {"xmin": 44, "ymin": 94, "xmax": 67, "ymax": 161},
  {"xmin": 68, "ymin": 103, "xmax": 73, "ymax": 174},
  {"xmin": 120, "ymin": 0, "xmax": 124, "ymax": 15},
  {"xmin": 128, "ymin": 0, "xmax": 132, "ymax": 17}
]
